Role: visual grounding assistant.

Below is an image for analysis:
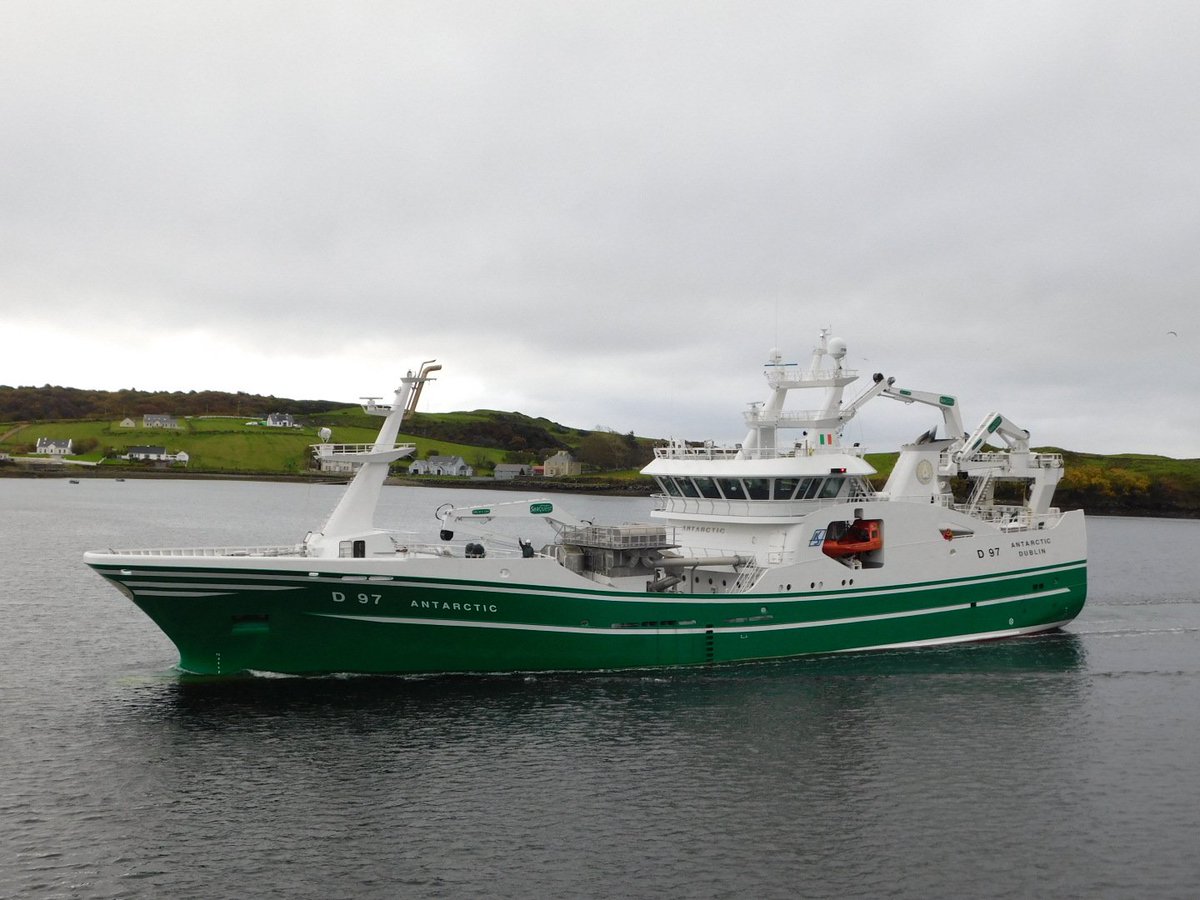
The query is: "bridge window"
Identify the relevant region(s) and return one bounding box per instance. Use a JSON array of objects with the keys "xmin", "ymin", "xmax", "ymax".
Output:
[
  {"xmin": 675, "ymin": 477, "xmax": 700, "ymax": 498},
  {"xmin": 774, "ymin": 478, "xmax": 801, "ymax": 500},
  {"xmin": 798, "ymin": 478, "xmax": 822, "ymax": 500},
  {"xmin": 744, "ymin": 478, "xmax": 771, "ymax": 500},
  {"xmin": 694, "ymin": 477, "xmax": 722, "ymax": 499},
  {"xmin": 718, "ymin": 478, "xmax": 747, "ymax": 500},
  {"xmin": 819, "ymin": 477, "xmax": 844, "ymax": 499},
  {"xmin": 657, "ymin": 476, "xmax": 682, "ymax": 497}
]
